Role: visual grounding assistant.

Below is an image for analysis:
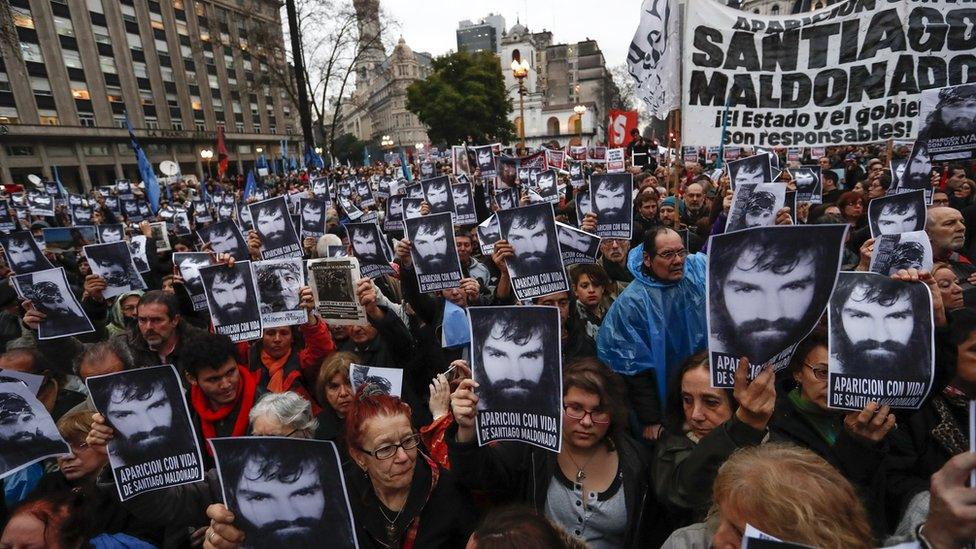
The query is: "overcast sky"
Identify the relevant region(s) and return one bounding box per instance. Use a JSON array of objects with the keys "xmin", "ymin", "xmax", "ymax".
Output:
[{"xmin": 381, "ymin": 0, "xmax": 640, "ymax": 69}]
